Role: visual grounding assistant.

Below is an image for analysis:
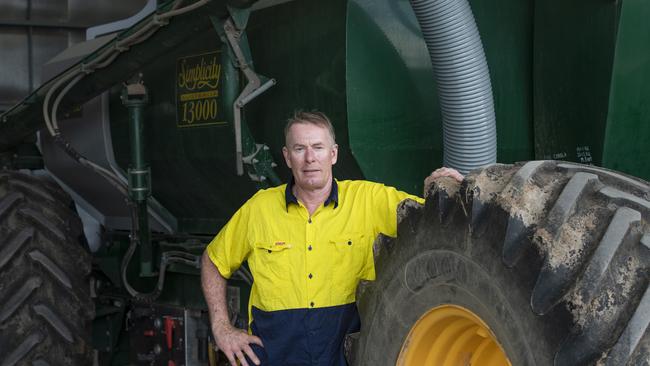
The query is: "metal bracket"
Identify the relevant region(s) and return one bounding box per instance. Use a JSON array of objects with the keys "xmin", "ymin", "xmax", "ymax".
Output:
[
  {"xmin": 241, "ymin": 143, "xmax": 264, "ymax": 164},
  {"xmin": 242, "ymin": 143, "xmax": 278, "ymax": 182},
  {"xmin": 121, "ymin": 74, "xmax": 149, "ymax": 106},
  {"xmin": 127, "ymin": 166, "xmax": 152, "ymax": 201},
  {"xmin": 222, "ymin": 17, "xmax": 276, "ymax": 176},
  {"xmin": 236, "ymin": 78, "xmax": 276, "ymax": 108},
  {"xmin": 226, "ymin": 5, "xmax": 250, "ymax": 30}
]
